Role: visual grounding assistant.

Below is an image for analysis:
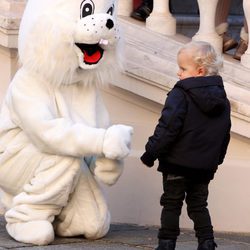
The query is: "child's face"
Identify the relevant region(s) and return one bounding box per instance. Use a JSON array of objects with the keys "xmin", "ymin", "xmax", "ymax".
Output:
[{"xmin": 177, "ymin": 49, "xmax": 205, "ymax": 80}]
